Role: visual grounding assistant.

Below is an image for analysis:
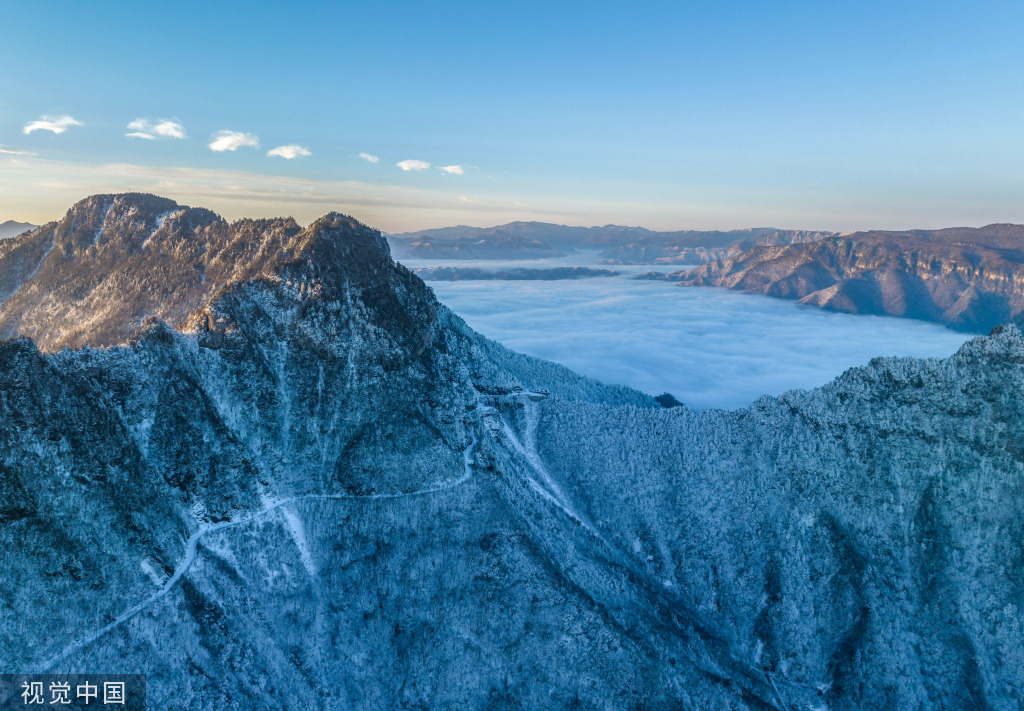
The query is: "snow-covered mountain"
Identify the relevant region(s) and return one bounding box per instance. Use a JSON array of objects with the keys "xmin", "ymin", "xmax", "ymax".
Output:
[{"xmin": 1, "ymin": 194, "xmax": 1021, "ymax": 709}]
